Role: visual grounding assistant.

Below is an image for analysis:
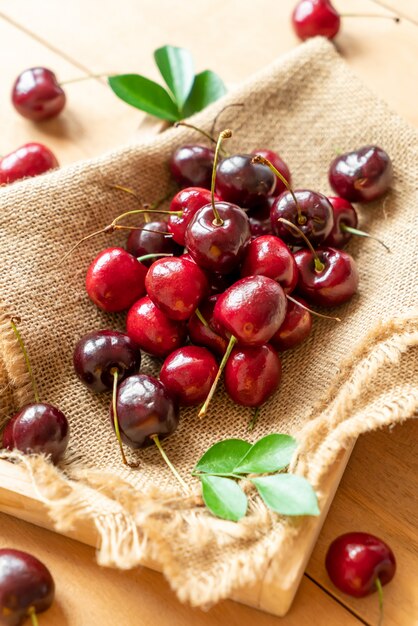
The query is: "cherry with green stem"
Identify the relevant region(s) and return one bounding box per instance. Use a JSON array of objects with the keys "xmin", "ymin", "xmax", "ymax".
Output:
[
  {"xmin": 325, "ymin": 197, "xmax": 390, "ymax": 252},
  {"xmin": 279, "ymin": 218, "xmax": 325, "ymax": 272}
]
